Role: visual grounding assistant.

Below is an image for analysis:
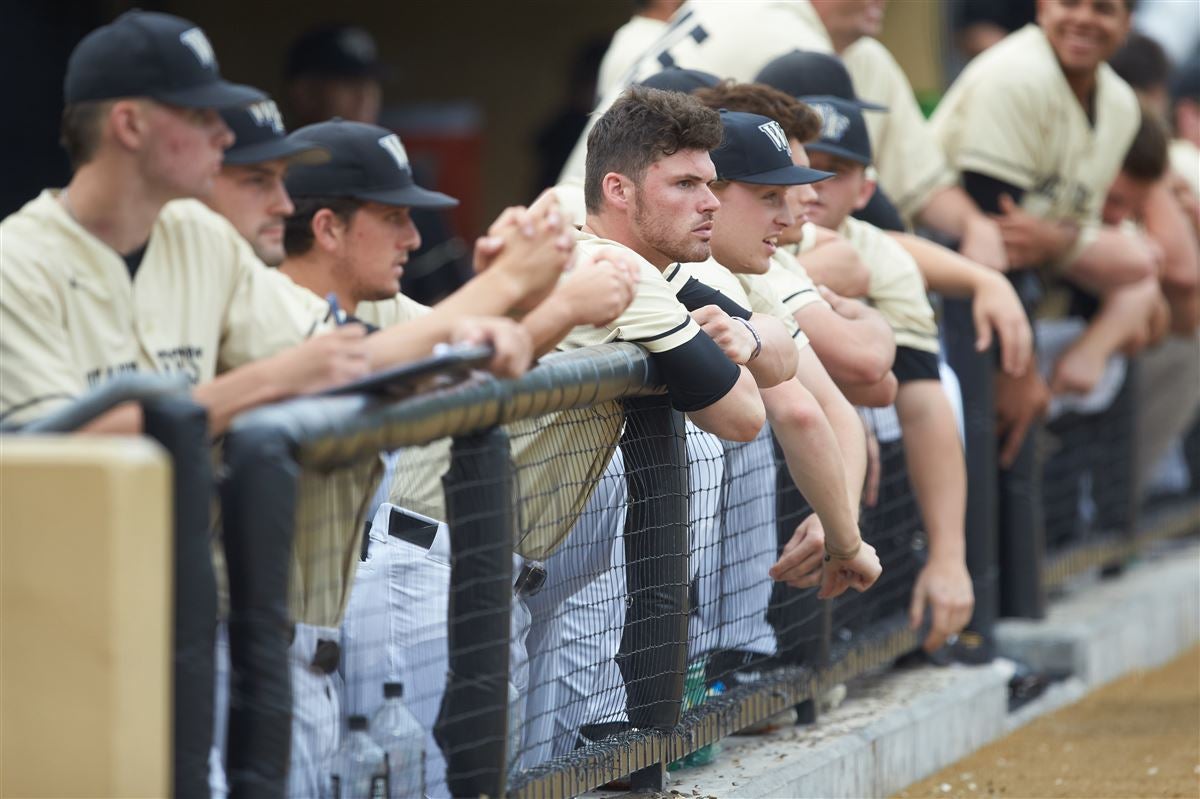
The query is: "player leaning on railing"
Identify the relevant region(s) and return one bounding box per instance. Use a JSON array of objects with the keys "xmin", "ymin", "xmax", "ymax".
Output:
[{"xmin": 0, "ymin": 12, "xmax": 575, "ymax": 437}]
